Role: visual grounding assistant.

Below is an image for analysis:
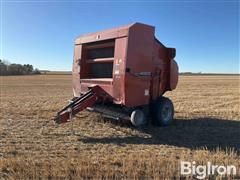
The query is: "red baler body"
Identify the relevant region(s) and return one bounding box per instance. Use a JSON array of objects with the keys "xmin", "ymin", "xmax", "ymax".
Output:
[{"xmin": 73, "ymin": 23, "xmax": 178, "ymax": 107}]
